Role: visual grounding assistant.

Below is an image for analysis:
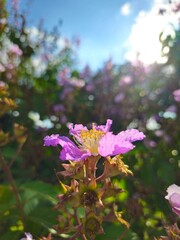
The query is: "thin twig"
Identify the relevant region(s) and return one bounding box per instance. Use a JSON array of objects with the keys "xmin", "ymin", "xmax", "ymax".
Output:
[
  {"xmin": 73, "ymin": 208, "xmax": 88, "ymax": 240},
  {"xmin": 0, "ymin": 151, "xmax": 25, "ymax": 224},
  {"xmin": 9, "ymin": 143, "xmax": 23, "ymax": 168},
  {"xmin": 68, "ymin": 231, "xmax": 81, "ymax": 240},
  {"xmin": 117, "ymin": 227, "xmax": 129, "ymax": 240},
  {"xmin": 81, "ymin": 233, "xmax": 88, "ymax": 240},
  {"xmin": 96, "ymin": 172, "xmax": 106, "ymax": 182},
  {"xmin": 117, "ymin": 220, "xmax": 132, "ymax": 240}
]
